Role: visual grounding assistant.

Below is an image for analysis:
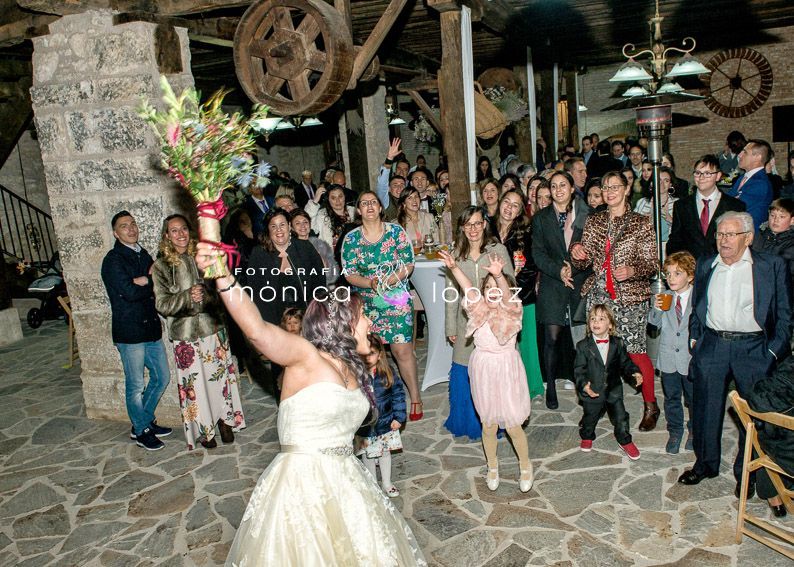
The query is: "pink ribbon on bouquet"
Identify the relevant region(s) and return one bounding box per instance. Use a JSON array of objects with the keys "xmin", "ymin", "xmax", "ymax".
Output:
[{"xmin": 197, "ymin": 198, "xmax": 239, "ymax": 269}]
